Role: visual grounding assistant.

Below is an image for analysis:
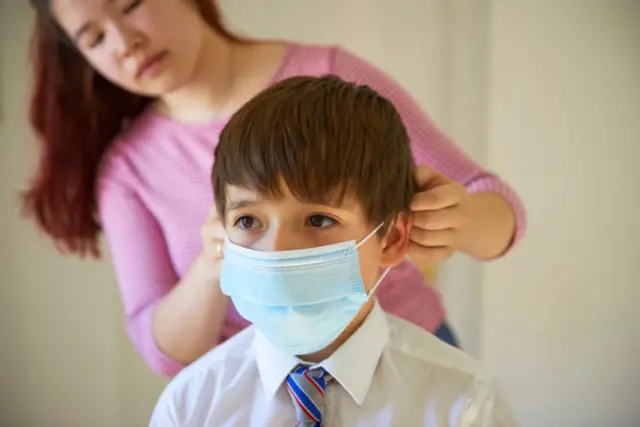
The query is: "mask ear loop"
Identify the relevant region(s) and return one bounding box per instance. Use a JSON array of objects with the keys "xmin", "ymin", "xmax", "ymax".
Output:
[
  {"xmin": 354, "ymin": 222, "xmax": 393, "ymax": 298},
  {"xmin": 355, "ymin": 222, "xmax": 385, "ymax": 249},
  {"xmin": 367, "ymin": 267, "xmax": 392, "ymax": 298}
]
